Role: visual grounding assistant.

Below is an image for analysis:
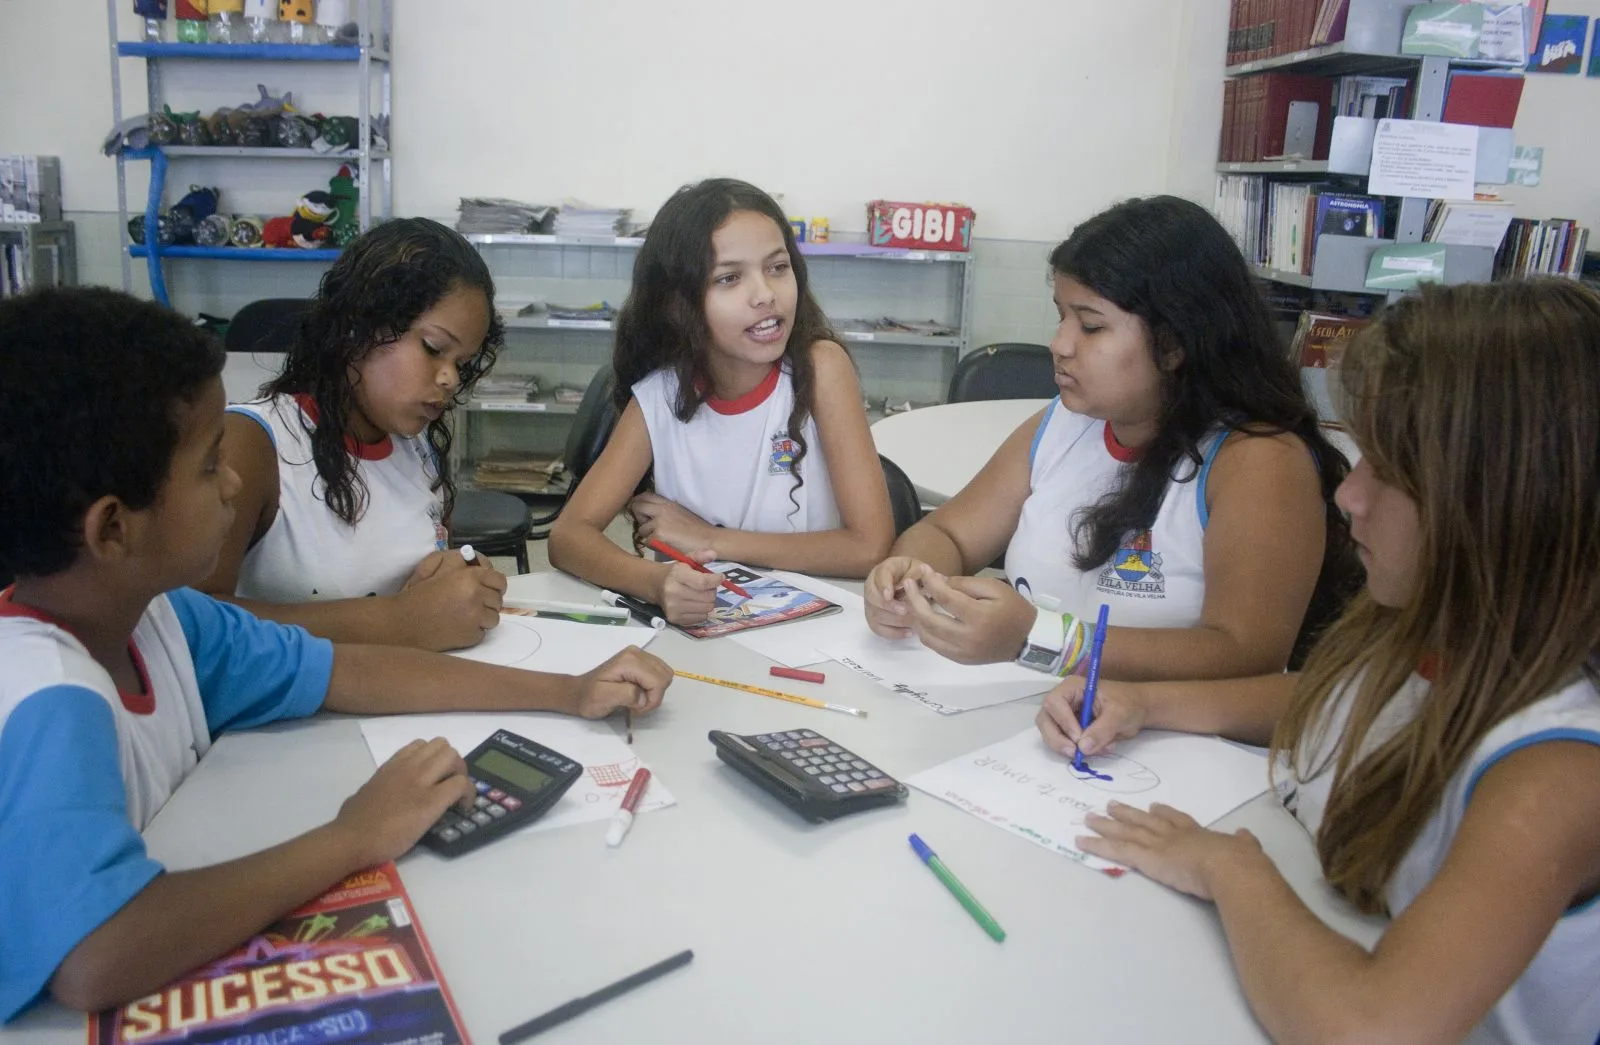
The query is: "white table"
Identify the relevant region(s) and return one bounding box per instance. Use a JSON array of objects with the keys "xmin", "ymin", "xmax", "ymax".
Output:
[
  {"xmin": 5, "ymin": 571, "xmax": 1382, "ymax": 1044},
  {"xmin": 872, "ymin": 399, "xmax": 1360, "ymax": 507},
  {"xmin": 871, "ymin": 399, "xmax": 1052, "ymax": 504}
]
